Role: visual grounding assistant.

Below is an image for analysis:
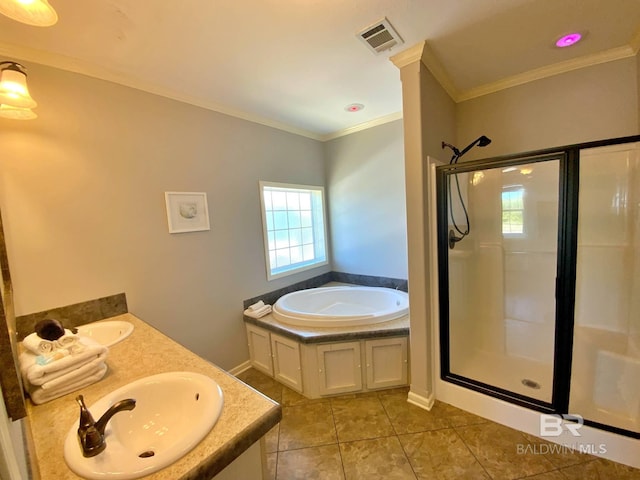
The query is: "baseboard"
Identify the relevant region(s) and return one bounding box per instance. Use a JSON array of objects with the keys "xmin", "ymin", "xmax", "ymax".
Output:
[
  {"xmin": 228, "ymin": 360, "xmax": 252, "ymax": 376},
  {"xmin": 407, "ymin": 390, "xmax": 435, "ymax": 411}
]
